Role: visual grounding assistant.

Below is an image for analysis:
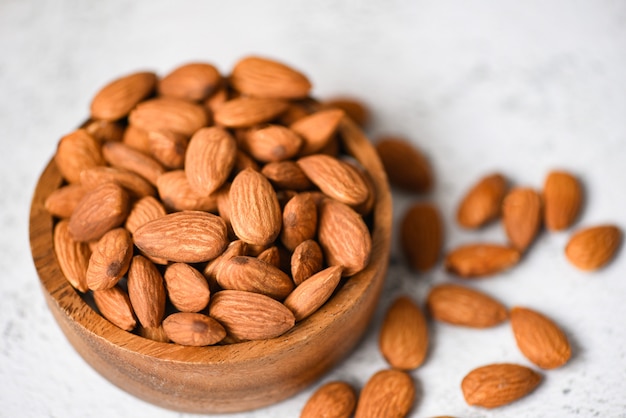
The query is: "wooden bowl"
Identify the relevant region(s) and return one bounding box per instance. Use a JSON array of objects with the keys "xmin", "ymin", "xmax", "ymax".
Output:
[{"xmin": 29, "ymin": 118, "xmax": 392, "ymax": 413}]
